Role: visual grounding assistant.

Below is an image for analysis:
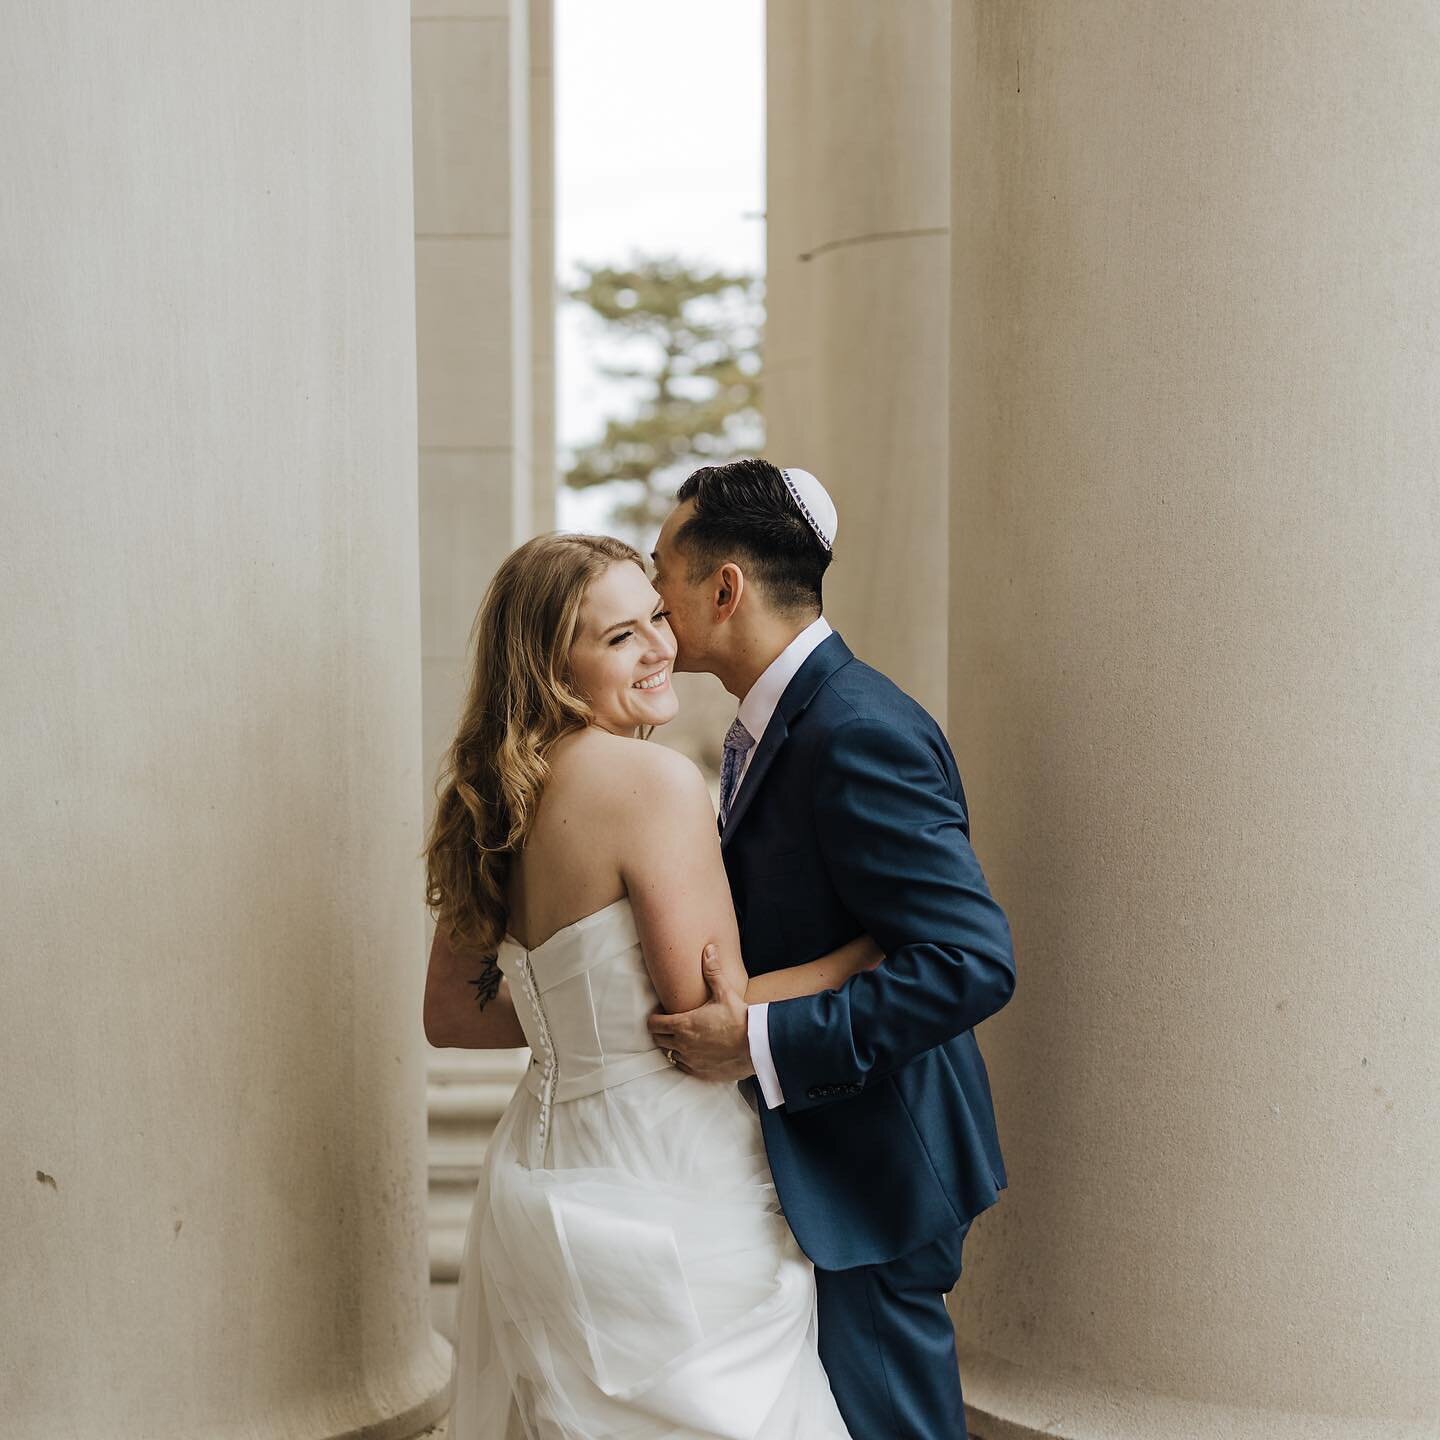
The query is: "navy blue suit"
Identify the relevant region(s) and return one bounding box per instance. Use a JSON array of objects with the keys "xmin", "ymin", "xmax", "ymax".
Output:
[{"xmin": 721, "ymin": 631, "xmax": 1014, "ymax": 1438}]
